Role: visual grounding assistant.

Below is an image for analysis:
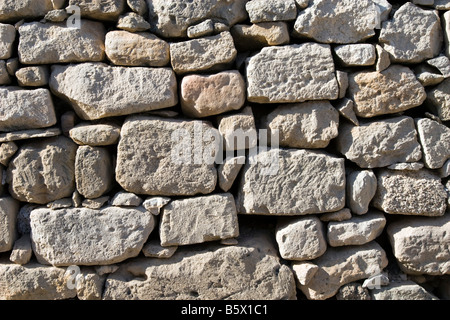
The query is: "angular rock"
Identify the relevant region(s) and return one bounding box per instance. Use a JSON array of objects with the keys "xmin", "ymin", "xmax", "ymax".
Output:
[
  {"xmin": 50, "ymin": 63, "xmax": 178, "ymax": 120},
  {"xmin": 18, "ymin": 21, "xmax": 105, "ymax": 64},
  {"xmin": 218, "ymin": 156, "xmax": 245, "ymax": 192},
  {"xmin": 128, "ymin": 0, "xmax": 147, "ymax": 16},
  {"xmin": 427, "ymin": 55, "xmax": 450, "ymax": 77},
  {"xmin": 147, "ymin": 0, "xmax": 248, "ymax": 38},
  {"xmin": 387, "ymin": 162, "xmax": 424, "ymax": 171},
  {"xmin": 387, "ymin": 214, "xmax": 450, "ymax": 275},
  {"xmin": 336, "ymin": 71, "xmax": 348, "ymax": 99},
  {"xmin": 82, "ymin": 196, "xmax": 109, "ymax": 210},
  {"xmin": 75, "ymin": 146, "xmax": 113, "ymax": 199},
  {"xmin": 0, "ymin": 141, "xmax": 17, "ymax": 166},
  {"xmin": 443, "ymin": 11, "xmax": 450, "ymax": 58},
  {"xmin": 293, "ymin": 0, "xmax": 378, "ymax": 44},
  {"xmin": 180, "ymin": 70, "xmax": 245, "ymax": 118},
  {"xmin": 69, "ymin": 123, "xmax": 121, "ymax": 146},
  {"xmin": 373, "ymin": 169, "xmax": 447, "ymax": 216},
  {"xmin": 433, "ymin": 0, "xmax": 450, "ymax": 9},
  {"xmin": 116, "ymin": 116, "xmax": 218, "ymax": 196},
  {"xmin": 117, "ymin": 12, "xmax": 151, "ymax": 32},
  {"xmin": 30, "ymin": 206, "xmax": 155, "ymax": 266},
  {"xmin": 371, "ymin": 281, "xmax": 439, "ymax": 300},
  {"xmin": 417, "ymin": 68, "xmax": 445, "ymax": 86},
  {"xmin": 237, "ymin": 148, "xmax": 346, "ymax": 215},
  {"xmin": 142, "ymin": 239, "xmax": 177, "ymax": 259},
  {"xmin": 362, "ymin": 272, "xmax": 389, "ymax": 289},
  {"xmin": 348, "ymin": 65, "xmax": 426, "ymax": 118},
  {"xmin": 111, "ymin": 191, "xmax": 143, "ymax": 207},
  {"xmin": 336, "ymin": 116, "xmax": 422, "ymax": 168},
  {"xmin": 426, "ymin": 78, "xmax": 450, "ymax": 121},
  {"xmin": 76, "ymin": 268, "xmax": 104, "ymax": 300},
  {"xmin": 218, "ymin": 106, "xmax": 257, "ymax": 151},
  {"xmin": 170, "ymin": 32, "xmax": 237, "ymax": 74},
  {"xmin": 160, "ymin": 193, "xmax": 239, "ymax": 246},
  {"xmin": 299, "ymin": 241, "xmax": 388, "ymax": 300},
  {"xmin": 0, "ymin": 261, "xmax": 76, "ymax": 300},
  {"xmin": 6, "ymin": 137, "xmax": 77, "ymax": 204},
  {"xmin": 246, "ymin": 43, "xmax": 339, "ymax": 103},
  {"xmin": 347, "ymin": 170, "xmax": 377, "ymax": 215},
  {"xmin": 334, "ymin": 44, "xmax": 376, "ymax": 67},
  {"xmin": 16, "ymin": 66, "xmax": 49, "ymax": 87},
  {"xmin": 103, "ymin": 225, "xmax": 296, "ymax": 299},
  {"xmin": 9, "ymin": 234, "xmax": 32, "ymax": 265},
  {"xmin": 0, "ymin": 59, "xmax": 10, "ymax": 85},
  {"xmin": 0, "ymin": 128, "xmax": 61, "ymax": 143},
  {"xmin": 376, "ymin": 44, "xmax": 391, "ymax": 72},
  {"xmin": 416, "ymin": 118, "xmax": 450, "ymax": 169},
  {"xmin": 264, "ymin": 101, "xmax": 339, "ymax": 149},
  {"xmin": 245, "ymin": 0, "xmax": 297, "ymax": 23},
  {"xmin": 438, "ymin": 159, "xmax": 450, "ymax": 177},
  {"xmin": 46, "ymin": 198, "xmax": 73, "ymax": 210},
  {"xmin": 336, "ymin": 283, "xmax": 371, "ymax": 300},
  {"xmin": 379, "ymin": 3, "xmax": 442, "ymax": 63},
  {"xmin": 44, "ymin": 9, "xmax": 68, "ymax": 22},
  {"xmin": 0, "ymin": 0, "xmax": 53, "ymax": 23},
  {"xmin": 335, "ymin": 98, "xmax": 359, "ymax": 126},
  {"xmin": 105, "ymin": 30, "xmax": 169, "ymax": 67},
  {"xmin": 327, "ymin": 211, "xmax": 386, "ymax": 247},
  {"xmin": 275, "ymin": 216, "xmax": 327, "ymax": 261},
  {"xmin": 187, "ymin": 19, "xmax": 214, "ymax": 38},
  {"xmin": 0, "ymin": 197, "xmax": 19, "ymax": 252},
  {"xmin": 0, "ymin": 87, "xmax": 56, "ymax": 132},
  {"xmin": 291, "ymin": 262, "xmax": 319, "ymax": 286},
  {"xmin": 231, "ymin": 22, "xmax": 289, "ymax": 52},
  {"xmin": 68, "ymin": 0, "xmax": 125, "ymax": 21},
  {"xmin": 320, "ymin": 208, "xmax": 352, "ymax": 222},
  {"xmin": 0, "ymin": 23, "xmax": 15, "ymax": 59},
  {"xmin": 142, "ymin": 197, "xmax": 171, "ymax": 215}
]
